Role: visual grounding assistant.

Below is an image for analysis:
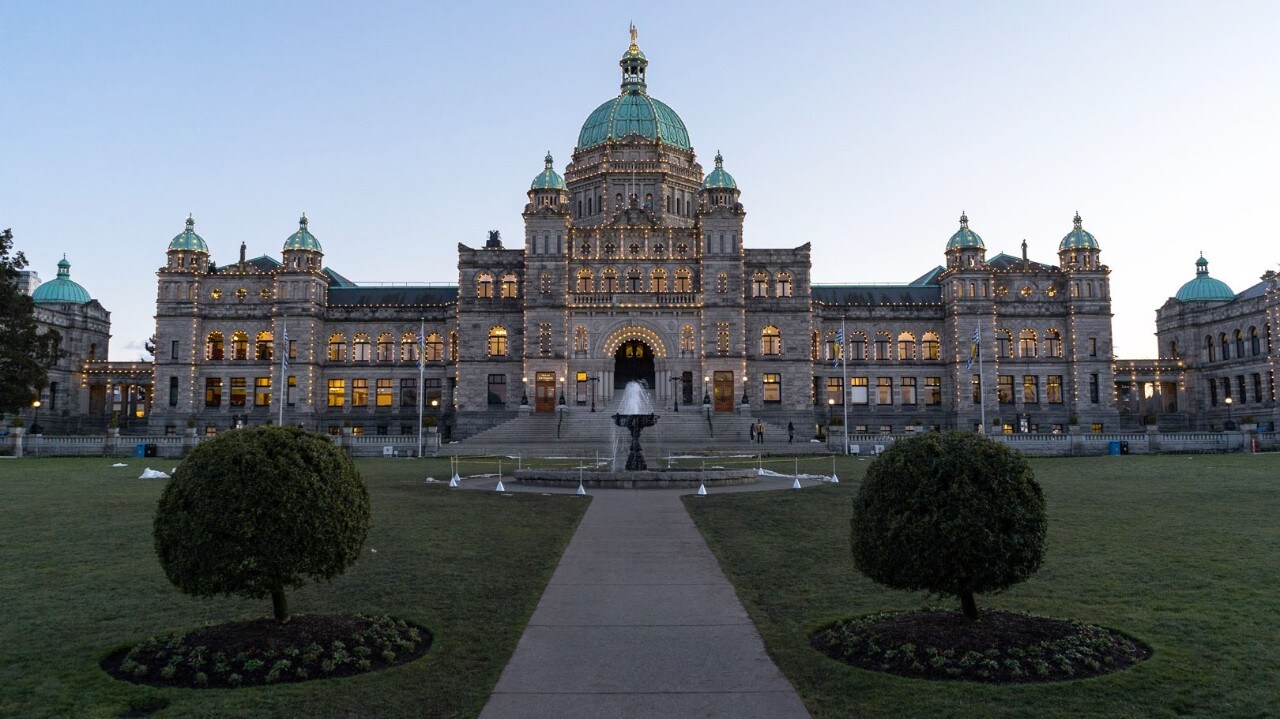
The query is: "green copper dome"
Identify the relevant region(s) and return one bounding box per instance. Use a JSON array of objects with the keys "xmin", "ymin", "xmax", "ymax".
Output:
[
  {"xmin": 531, "ymin": 152, "xmax": 567, "ymax": 190},
  {"xmin": 1059, "ymin": 212, "xmax": 1100, "ymax": 251},
  {"xmin": 576, "ymin": 32, "xmax": 691, "ymax": 151},
  {"xmin": 168, "ymin": 214, "xmax": 209, "ymax": 253},
  {"xmin": 283, "ymin": 213, "xmax": 323, "ymax": 252},
  {"xmin": 701, "ymin": 151, "xmax": 737, "ymax": 189},
  {"xmin": 31, "ymin": 257, "xmax": 92, "ymax": 304},
  {"xmin": 1175, "ymin": 254, "xmax": 1235, "ymax": 302},
  {"xmin": 946, "ymin": 212, "xmax": 985, "ymax": 250}
]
